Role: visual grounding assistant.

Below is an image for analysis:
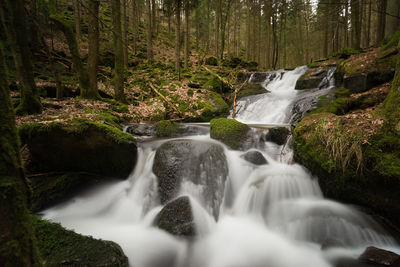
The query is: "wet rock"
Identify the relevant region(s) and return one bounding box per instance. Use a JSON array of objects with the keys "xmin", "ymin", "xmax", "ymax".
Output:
[
  {"xmin": 295, "ymin": 68, "xmax": 327, "ymax": 90},
  {"xmin": 250, "ymin": 72, "xmax": 268, "ymax": 83},
  {"xmin": 366, "ymin": 70, "xmax": 395, "ymax": 88},
  {"xmin": 34, "ymin": 217, "xmax": 129, "ymax": 267},
  {"xmin": 265, "ymin": 127, "xmax": 290, "ymax": 145},
  {"xmin": 358, "ymin": 246, "xmax": 400, "ymax": 266},
  {"xmin": 241, "ymin": 150, "xmax": 268, "ymax": 165},
  {"xmin": 153, "ymin": 139, "xmax": 228, "ymax": 218},
  {"xmin": 154, "ymin": 196, "xmax": 196, "ymax": 237},
  {"xmin": 210, "ymin": 118, "xmax": 251, "ymax": 150},
  {"xmin": 238, "ymin": 83, "xmax": 270, "ymax": 98},
  {"xmin": 19, "ymin": 119, "xmax": 137, "ymax": 179},
  {"xmin": 343, "ymin": 73, "xmax": 368, "ymax": 93},
  {"xmin": 125, "ymin": 123, "xmax": 157, "ymax": 136}
]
